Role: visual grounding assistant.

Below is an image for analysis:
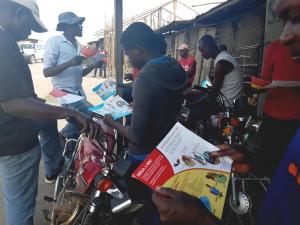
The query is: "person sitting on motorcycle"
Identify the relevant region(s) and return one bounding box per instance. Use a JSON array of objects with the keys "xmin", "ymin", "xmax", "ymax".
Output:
[
  {"xmin": 198, "ymin": 35, "xmax": 243, "ymax": 107},
  {"xmin": 103, "ymin": 22, "xmax": 187, "ymax": 225},
  {"xmin": 184, "ymin": 37, "xmax": 243, "ymax": 126}
]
